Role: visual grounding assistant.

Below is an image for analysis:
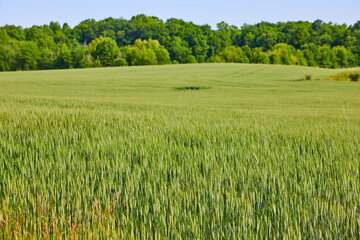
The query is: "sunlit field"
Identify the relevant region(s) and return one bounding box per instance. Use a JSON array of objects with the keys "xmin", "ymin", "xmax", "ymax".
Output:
[{"xmin": 1, "ymin": 63, "xmax": 360, "ymax": 239}]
